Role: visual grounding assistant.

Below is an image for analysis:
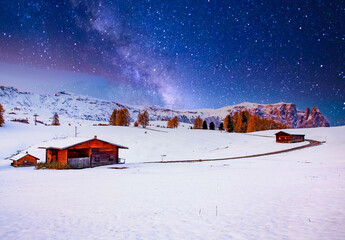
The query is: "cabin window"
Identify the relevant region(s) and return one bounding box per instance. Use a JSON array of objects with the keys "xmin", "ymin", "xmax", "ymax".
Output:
[{"xmin": 94, "ymin": 156, "xmax": 100, "ymax": 162}]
